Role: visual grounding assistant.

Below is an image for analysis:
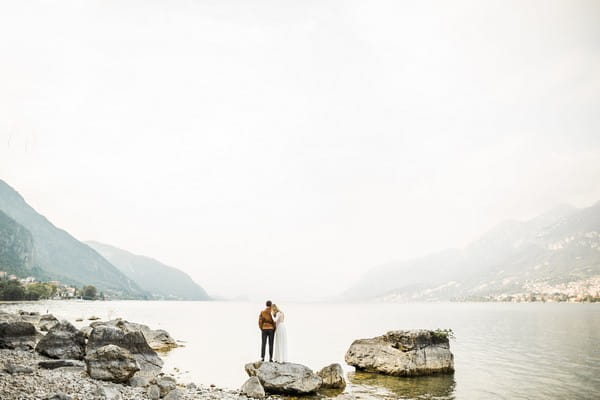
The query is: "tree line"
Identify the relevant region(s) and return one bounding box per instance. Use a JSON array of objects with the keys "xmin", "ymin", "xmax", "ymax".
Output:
[{"xmin": 0, "ymin": 280, "xmax": 101, "ymax": 301}]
